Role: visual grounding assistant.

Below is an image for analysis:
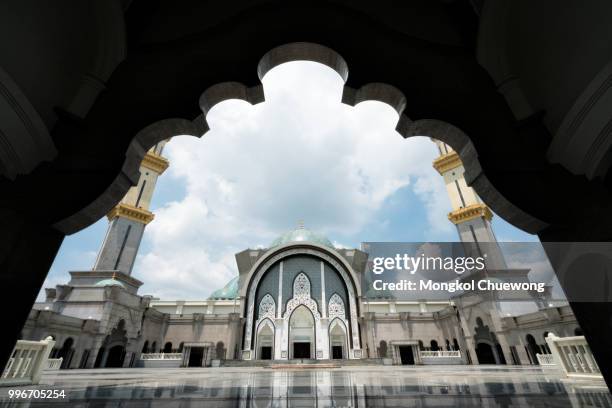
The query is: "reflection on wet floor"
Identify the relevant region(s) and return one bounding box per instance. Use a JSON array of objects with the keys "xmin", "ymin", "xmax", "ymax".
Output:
[{"xmin": 0, "ymin": 366, "xmax": 610, "ymax": 407}]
